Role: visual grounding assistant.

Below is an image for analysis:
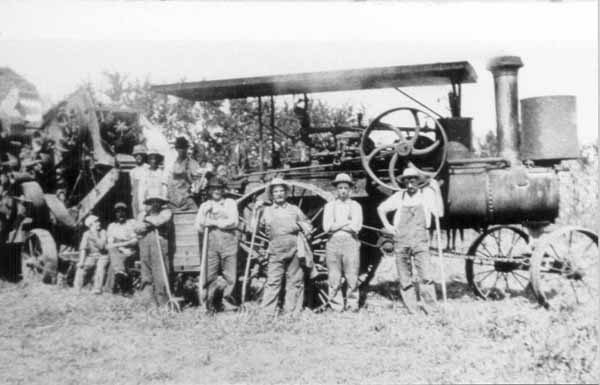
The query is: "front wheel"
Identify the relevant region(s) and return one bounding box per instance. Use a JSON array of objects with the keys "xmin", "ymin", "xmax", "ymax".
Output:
[
  {"xmin": 465, "ymin": 226, "xmax": 532, "ymax": 300},
  {"xmin": 21, "ymin": 229, "xmax": 58, "ymax": 284}
]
